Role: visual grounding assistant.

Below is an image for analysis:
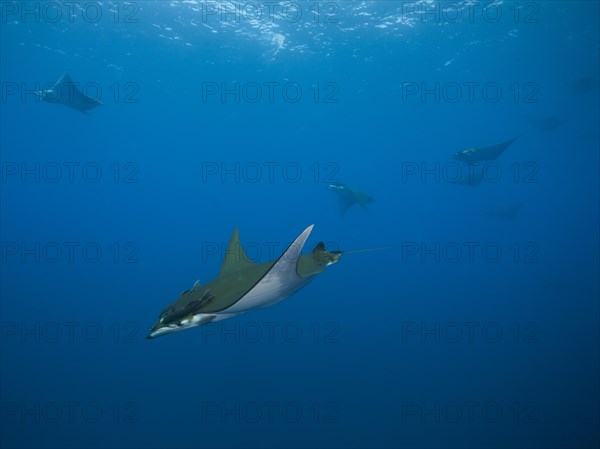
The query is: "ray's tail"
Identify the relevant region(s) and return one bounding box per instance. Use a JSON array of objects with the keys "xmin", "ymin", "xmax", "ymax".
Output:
[{"xmin": 342, "ymin": 246, "xmax": 392, "ymax": 255}]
